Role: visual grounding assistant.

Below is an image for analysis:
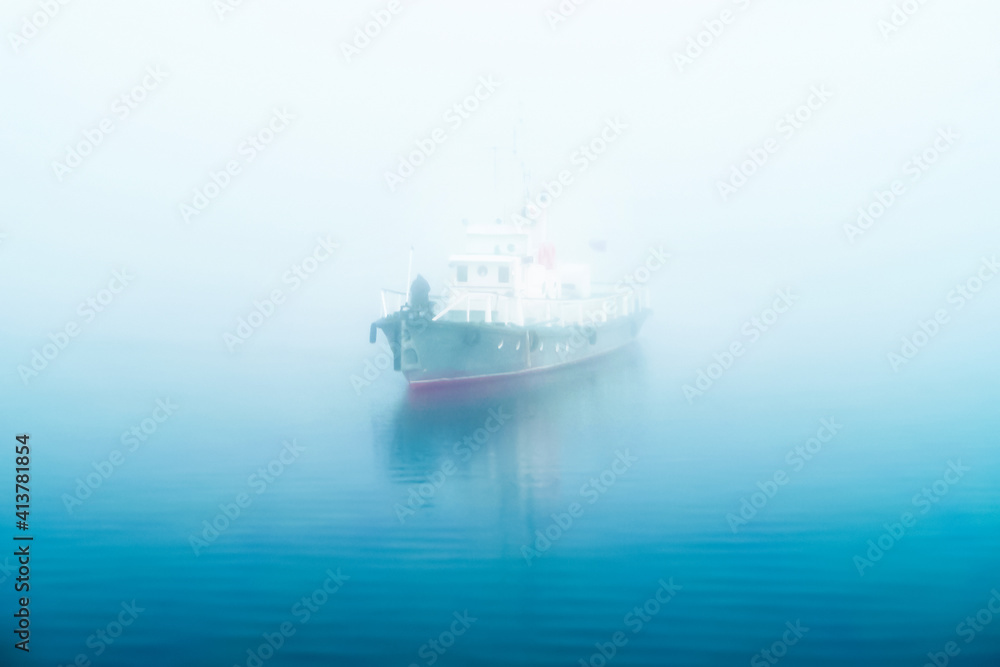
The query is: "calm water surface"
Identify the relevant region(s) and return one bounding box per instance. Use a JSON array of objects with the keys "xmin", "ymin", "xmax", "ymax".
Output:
[{"xmin": 7, "ymin": 327, "xmax": 1000, "ymax": 667}]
